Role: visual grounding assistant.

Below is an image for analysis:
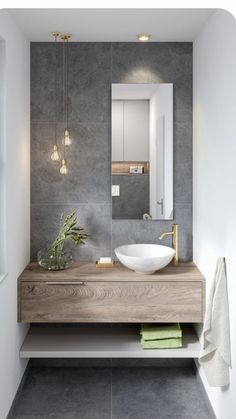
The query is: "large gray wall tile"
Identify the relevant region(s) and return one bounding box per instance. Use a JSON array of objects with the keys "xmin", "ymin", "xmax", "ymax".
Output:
[
  {"xmin": 68, "ymin": 43, "xmax": 111, "ymax": 123},
  {"xmin": 31, "ymin": 43, "xmax": 64, "ymax": 123},
  {"xmin": 174, "ymin": 86, "xmax": 192, "ymax": 123},
  {"xmin": 174, "ymin": 150, "xmax": 192, "ymax": 204},
  {"xmin": 31, "ymin": 204, "xmax": 111, "ymax": 261},
  {"xmin": 174, "ymin": 122, "xmax": 192, "ymax": 153},
  {"xmin": 112, "ymin": 204, "xmax": 192, "ymax": 261},
  {"xmin": 112, "ymin": 175, "xmax": 149, "ymax": 219},
  {"xmin": 31, "ymin": 123, "xmax": 111, "ymax": 204},
  {"xmin": 31, "ymin": 42, "xmax": 193, "ymax": 261},
  {"xmin": 111, "ymin": 43, "xmax": 192, "ymax": 85}
]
